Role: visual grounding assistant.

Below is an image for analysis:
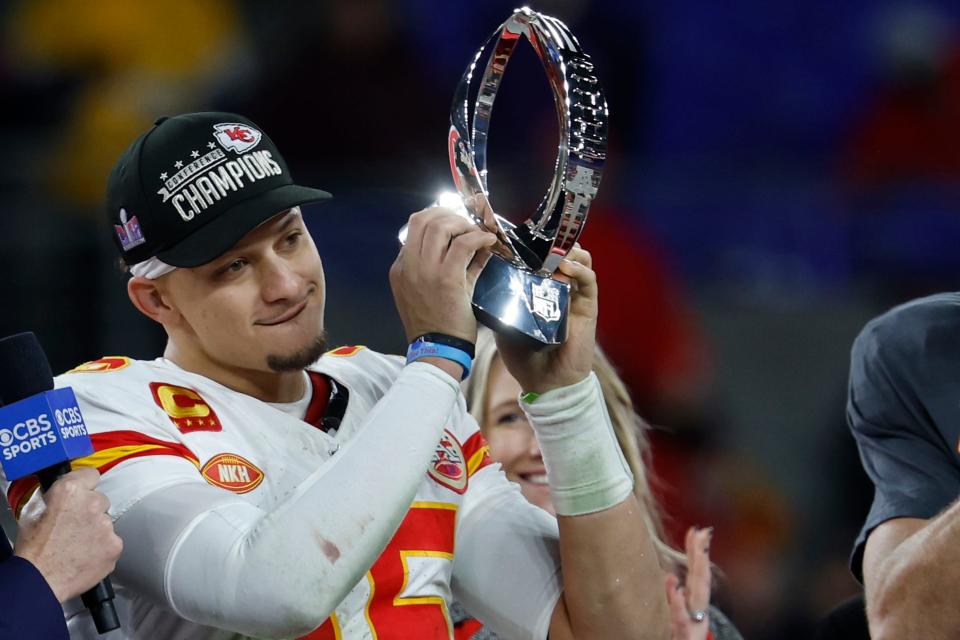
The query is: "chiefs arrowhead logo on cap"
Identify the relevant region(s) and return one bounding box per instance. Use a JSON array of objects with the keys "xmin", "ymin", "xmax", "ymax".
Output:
[
  {"xmin": 212, "ymin": 122, "xmax": 262, "ymax": 154},
  {"xmin": 428, "ymin": 430, "xmax": 467, "ymax": 494},
  {"xmin": 201, "ymin": 453, "xmax": 264, "ymax": 493}
]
